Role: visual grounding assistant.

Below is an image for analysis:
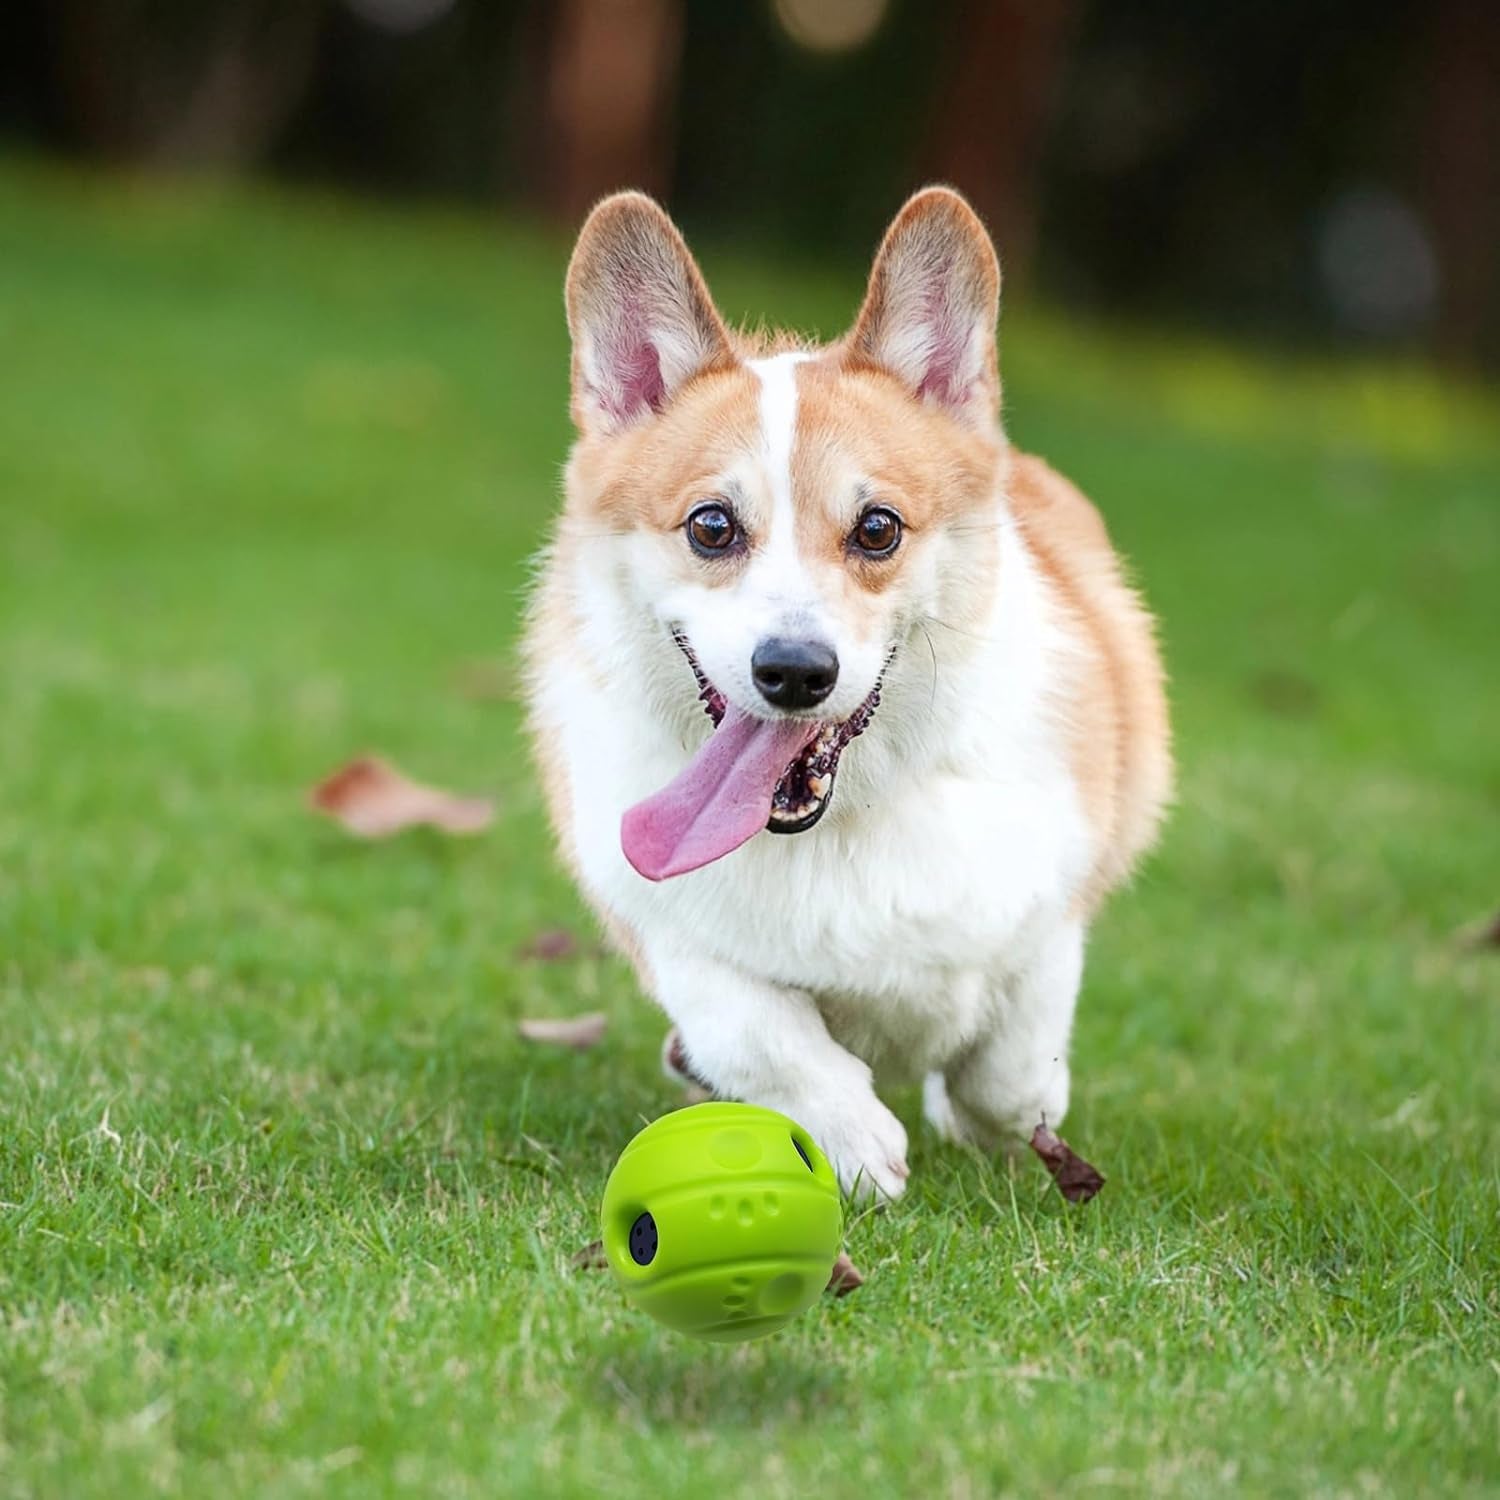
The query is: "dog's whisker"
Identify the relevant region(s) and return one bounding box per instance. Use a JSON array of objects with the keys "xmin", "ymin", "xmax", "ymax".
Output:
[
  {"xmin": 917, "ymin": 618, "xmax": 939, "ymax": 714},
  {"xmin": 919, "ymin": 614, "xmax": 1004, "ymax": 645}
]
